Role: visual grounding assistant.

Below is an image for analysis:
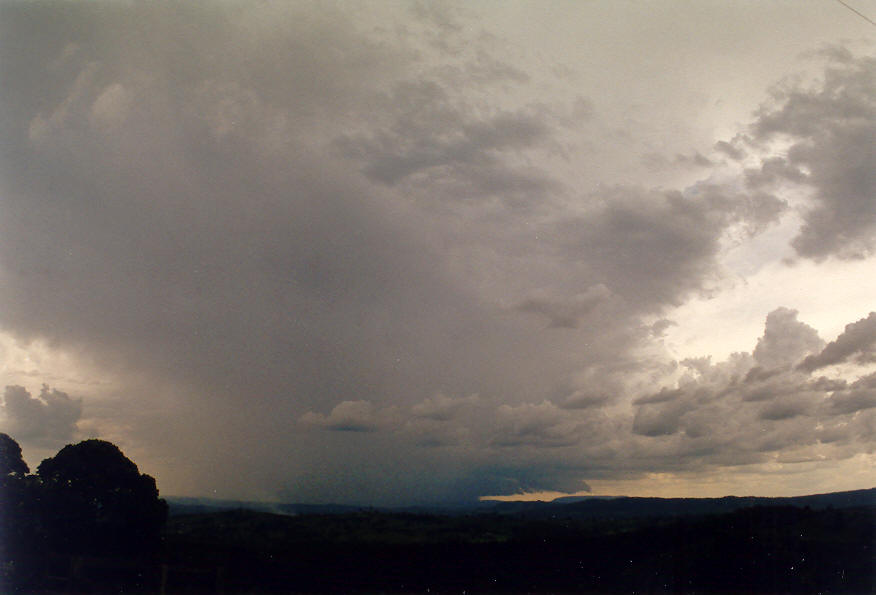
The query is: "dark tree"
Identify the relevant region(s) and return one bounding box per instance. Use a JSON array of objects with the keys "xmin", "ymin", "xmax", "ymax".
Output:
[
  {"xmin": 36, "ymin": 439, "xmax": 168, "ymax": 557},
  {"xmin": 0, "ymin": 432, "xmax": 28, "ymax": 477},
  {"xmin": 0, "ymin": 434, "xmax": 39, "ymax": 591}
]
